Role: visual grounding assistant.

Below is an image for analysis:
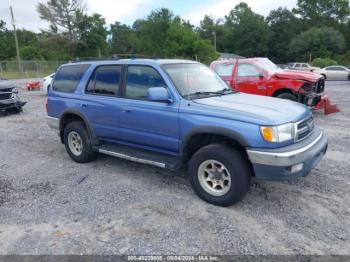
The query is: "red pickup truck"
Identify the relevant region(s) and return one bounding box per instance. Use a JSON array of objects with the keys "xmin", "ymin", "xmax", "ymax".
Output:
[{"xmin": 210, "ymin": 58, "xmax": 325, "ymax": 108}]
